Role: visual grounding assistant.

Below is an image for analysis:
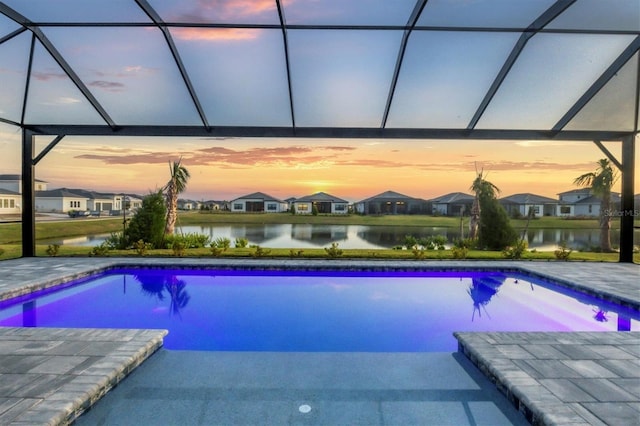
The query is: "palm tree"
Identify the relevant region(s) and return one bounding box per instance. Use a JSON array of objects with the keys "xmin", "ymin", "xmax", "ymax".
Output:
[
  {"xmin": 164, "ymin": 158, "xmax": 190, "ymax": 235},
  {"xmin": 574, "ymin": 159, "xmax": 618, "ymax": 252},
  {"xmin": 469, "ymin": 169, "xmax": 499, "ymax": 240}
]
